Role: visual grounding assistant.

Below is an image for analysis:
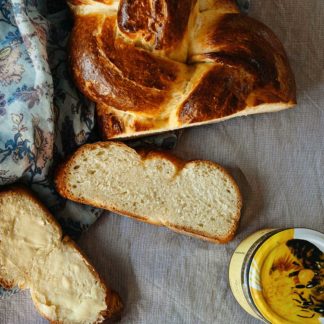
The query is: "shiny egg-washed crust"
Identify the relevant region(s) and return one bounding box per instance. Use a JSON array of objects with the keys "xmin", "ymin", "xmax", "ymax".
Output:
[
  {"xmin": 0, "ymin": 186, "xmax": 123, "ymax": 323},
  {"xmin": 55, "ymin": 141, "xmax": 243, "ymax": 244},
  {"xmin": 68, "ymin": 0, "xmax": 296, "ymax": 139}
]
